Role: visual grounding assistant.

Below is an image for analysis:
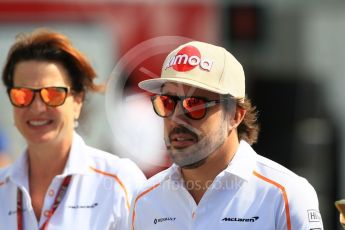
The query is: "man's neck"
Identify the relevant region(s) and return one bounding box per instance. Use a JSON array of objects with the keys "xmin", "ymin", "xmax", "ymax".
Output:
[{"xmin": 181, "ymin": 137, "xmax": 240, "ymax": 204}]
